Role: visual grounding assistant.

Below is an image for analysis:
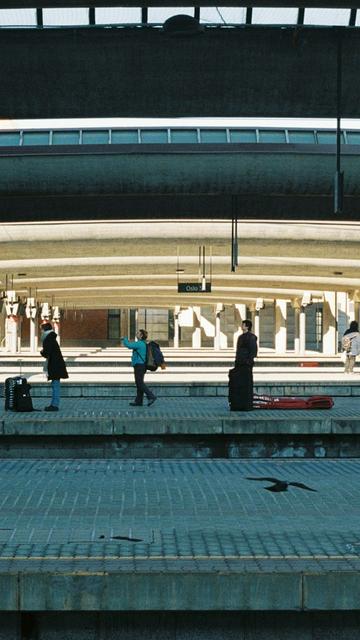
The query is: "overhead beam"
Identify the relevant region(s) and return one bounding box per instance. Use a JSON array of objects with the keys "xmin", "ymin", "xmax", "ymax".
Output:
[
  {"xmin": 1, "ymin": 1, "xmax": 360, "ymax": 7},
  {"xmin": 0, "ymin": 27, "xmax": 360, "ymax": 119}
]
